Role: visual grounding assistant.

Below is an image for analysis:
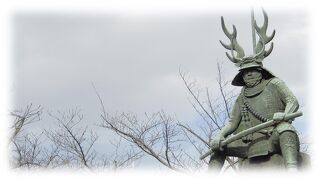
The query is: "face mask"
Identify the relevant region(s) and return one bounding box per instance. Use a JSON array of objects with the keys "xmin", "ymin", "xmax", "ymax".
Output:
[{"xmin": 242, "ymin": 69, "xmax": 262, "ymax": 87}]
